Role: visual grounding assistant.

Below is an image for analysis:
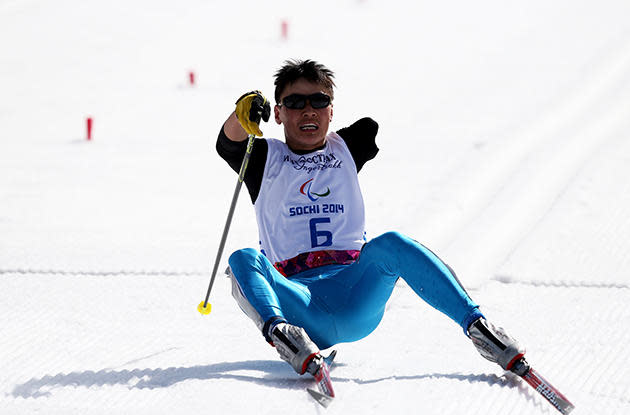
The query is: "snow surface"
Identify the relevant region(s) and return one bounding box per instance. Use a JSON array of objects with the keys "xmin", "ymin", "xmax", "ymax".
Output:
[{"xmin": 1, "ymin": 0, "xmax": 630, "ymax": 413}]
